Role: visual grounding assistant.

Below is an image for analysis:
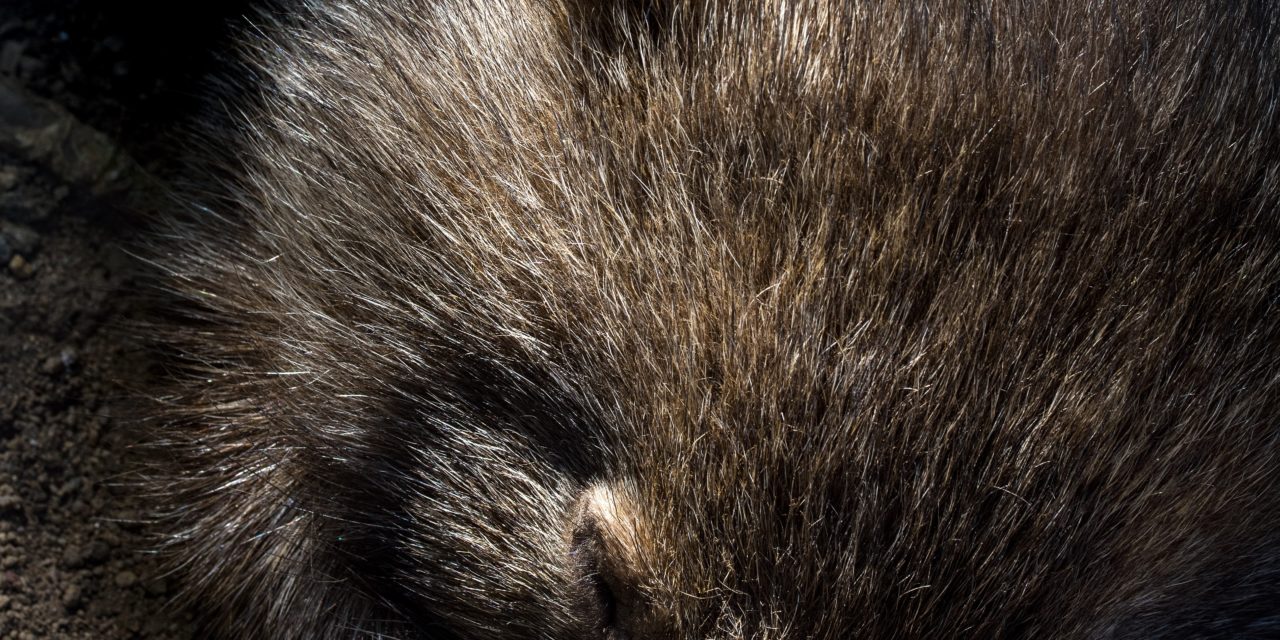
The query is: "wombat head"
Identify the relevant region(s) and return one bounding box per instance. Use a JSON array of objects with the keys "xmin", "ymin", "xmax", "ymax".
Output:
[{"xmin": 143, "ymin": 1, "xmax": 1280, "ymax": 638}]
